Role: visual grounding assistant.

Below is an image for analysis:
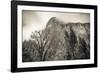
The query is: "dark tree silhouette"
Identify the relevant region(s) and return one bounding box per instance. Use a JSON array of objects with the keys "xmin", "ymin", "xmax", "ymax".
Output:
[
  {"xmin": 22, "ymin": 40, "xmax": 40, "ymax": 62},
  {"xmin": 31, "ymin": 30, "xmax": 49, "ymax": 61}
]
